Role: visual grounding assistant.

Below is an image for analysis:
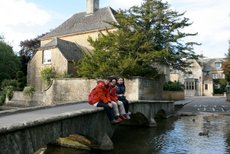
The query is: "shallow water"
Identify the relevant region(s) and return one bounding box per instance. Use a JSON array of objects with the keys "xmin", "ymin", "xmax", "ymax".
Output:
[{"xmin": 45, "ymin": 114, "xmax": 230, "ymax": 154}]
